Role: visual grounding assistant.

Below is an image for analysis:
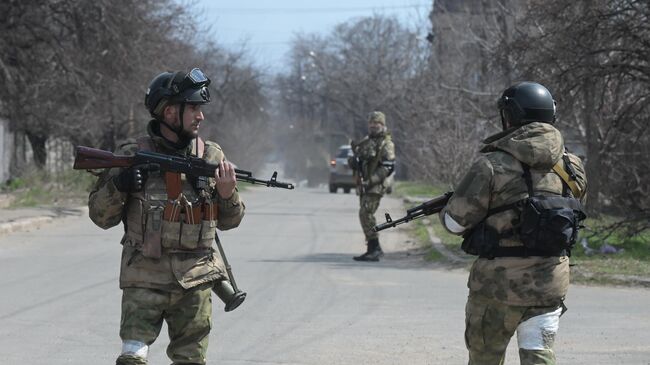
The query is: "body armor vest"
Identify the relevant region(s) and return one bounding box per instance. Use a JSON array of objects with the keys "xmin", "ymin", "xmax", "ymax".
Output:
[
  {"xmin": 354, "ymin": 136, "xmax": 385, "ymax": 180},
  {"xmin": 123, "ymin": 137, "xmax": 221, "ymax": 258}
]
